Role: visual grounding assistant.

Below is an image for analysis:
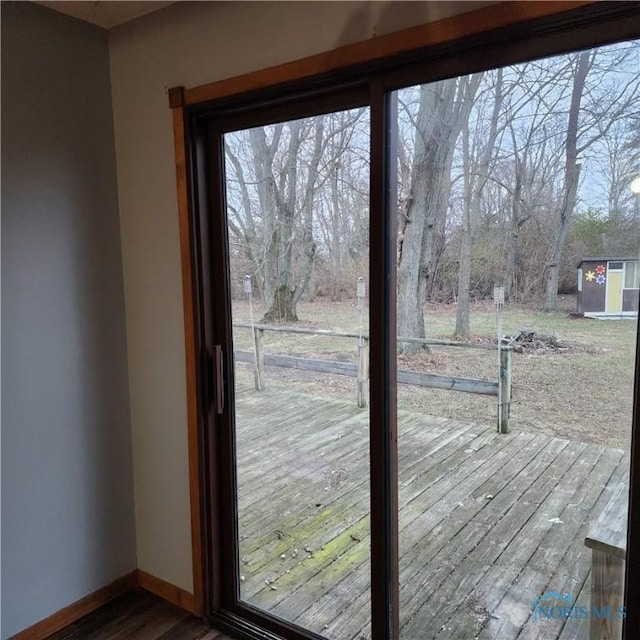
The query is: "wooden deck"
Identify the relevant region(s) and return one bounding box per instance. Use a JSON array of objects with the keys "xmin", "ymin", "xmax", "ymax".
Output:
[{"xmin": 235, "ymin": 386, "xmax": 628, "ymax": 640}]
